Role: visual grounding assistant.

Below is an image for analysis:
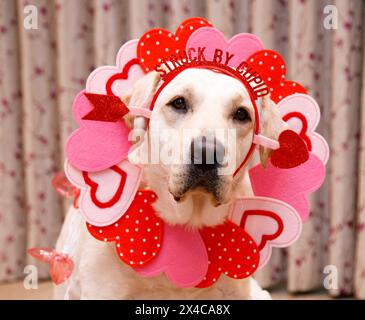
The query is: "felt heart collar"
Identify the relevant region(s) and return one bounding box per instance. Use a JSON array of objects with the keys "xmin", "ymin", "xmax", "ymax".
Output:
[{"xmin": 85, "ymin": 188, "xmax": 300, "ymax": 288}]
